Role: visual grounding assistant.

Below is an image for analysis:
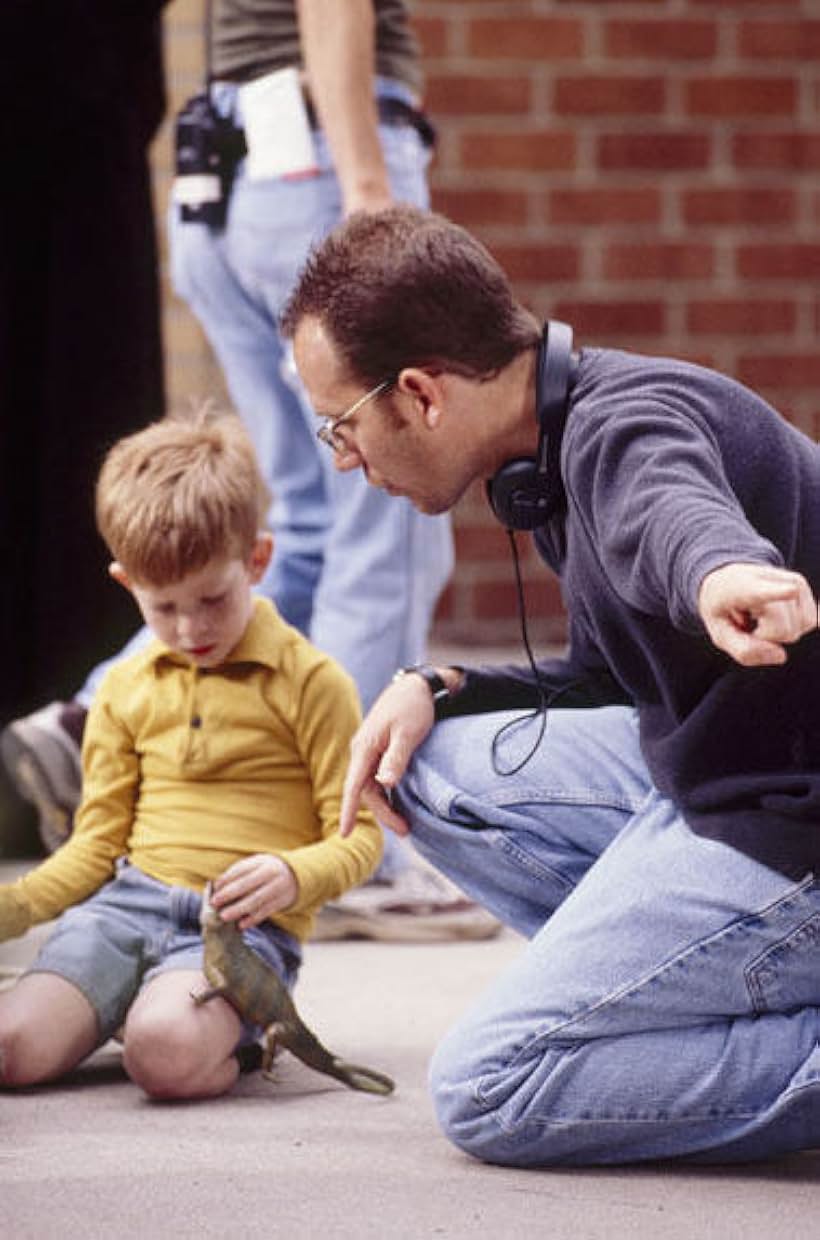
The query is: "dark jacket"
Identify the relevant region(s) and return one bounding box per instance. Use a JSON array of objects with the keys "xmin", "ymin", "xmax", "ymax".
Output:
[{"xmin": 443, "ymin": 348, "xmax": 820, "ymax": 879}]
